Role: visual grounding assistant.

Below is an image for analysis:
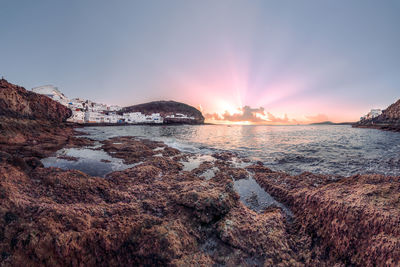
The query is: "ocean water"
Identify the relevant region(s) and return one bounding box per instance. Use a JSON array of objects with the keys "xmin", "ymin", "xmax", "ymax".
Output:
[{"xmin": 80, "ymin": 124, "xmax": 400, "ymax": 177}]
